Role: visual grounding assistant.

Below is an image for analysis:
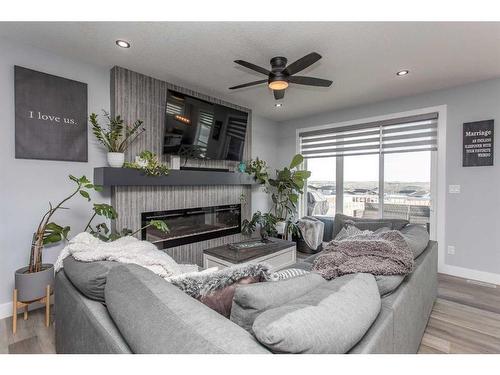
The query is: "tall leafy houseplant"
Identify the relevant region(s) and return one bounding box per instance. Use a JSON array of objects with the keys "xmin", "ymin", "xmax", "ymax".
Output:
[
  {"xmin": 242, "ymin": 154, "xmax": 311, "ymax": 239},
  {"xmin": 30, "ymin": 175, "xmax": 102, "ymax": 273},
  {"xmin": 90, "ymin": 111, "xmax": 145, "ymax": 168}
]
